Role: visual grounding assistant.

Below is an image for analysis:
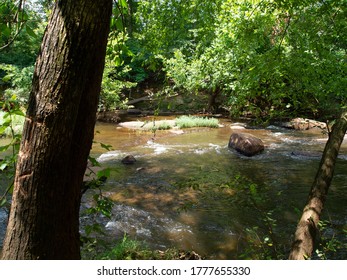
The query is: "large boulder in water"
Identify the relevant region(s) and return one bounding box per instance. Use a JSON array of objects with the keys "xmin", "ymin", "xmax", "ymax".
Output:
[{"xmin": 228, "ymin": 132, "xmax": 264, "ymax": 157}]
